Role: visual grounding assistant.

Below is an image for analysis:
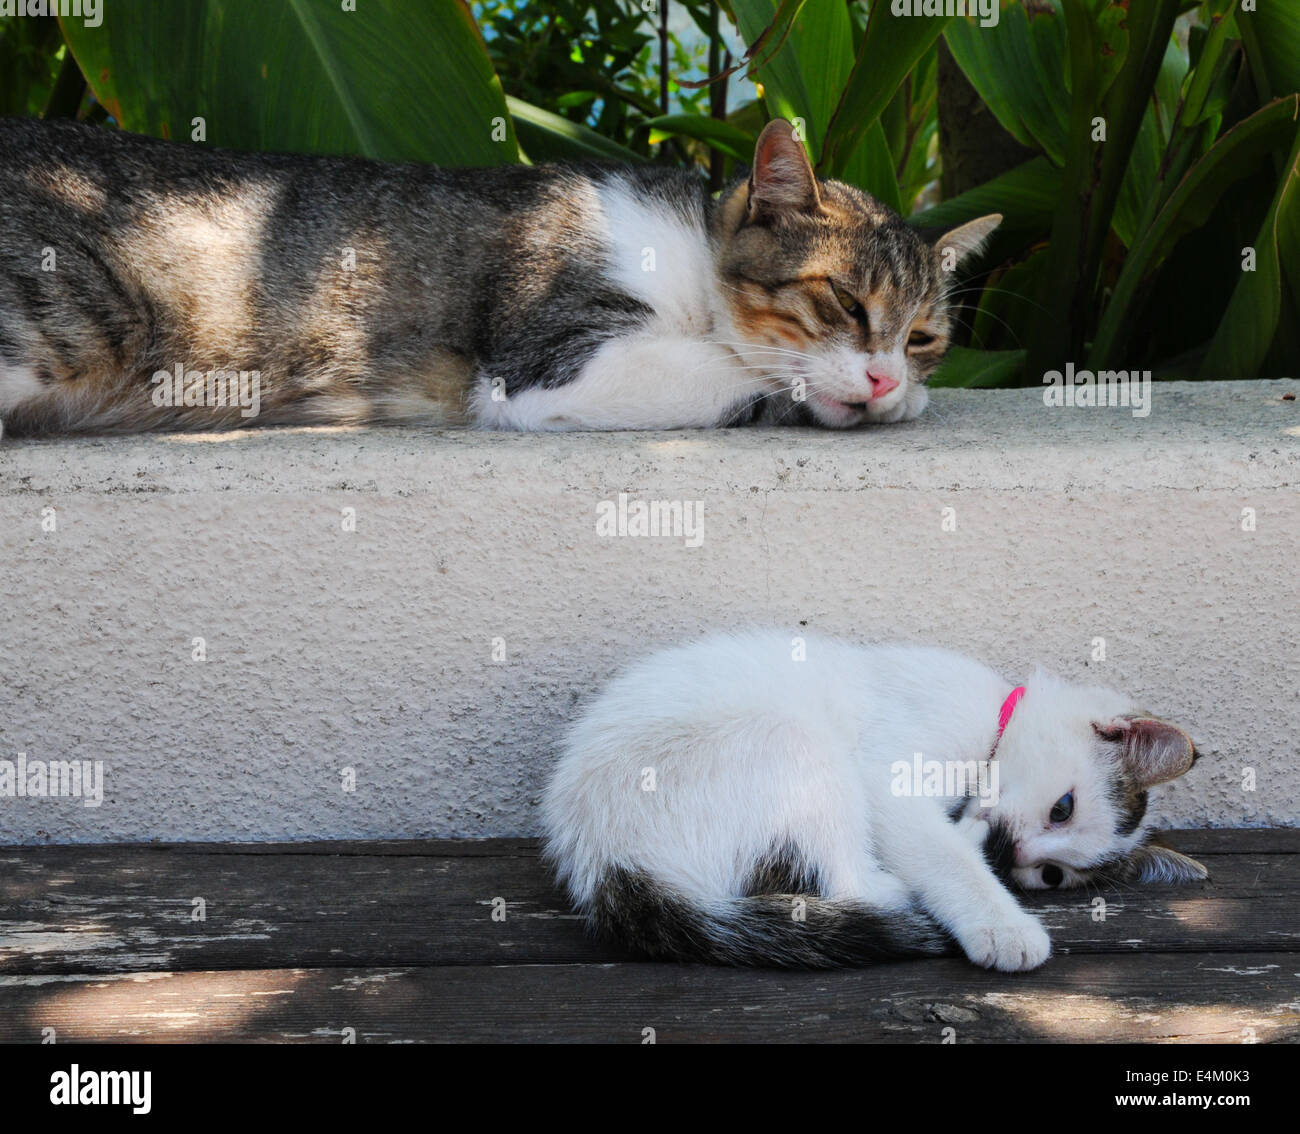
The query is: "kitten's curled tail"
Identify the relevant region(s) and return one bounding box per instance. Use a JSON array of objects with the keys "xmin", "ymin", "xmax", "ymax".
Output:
[{"xmin": 588, "ymin": 867, "xmax": 952, "ymax": 968}]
